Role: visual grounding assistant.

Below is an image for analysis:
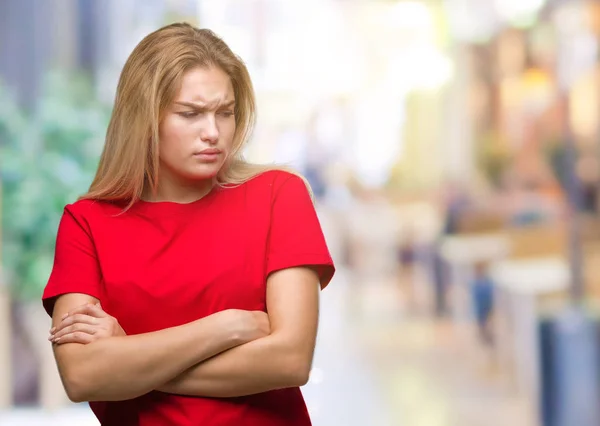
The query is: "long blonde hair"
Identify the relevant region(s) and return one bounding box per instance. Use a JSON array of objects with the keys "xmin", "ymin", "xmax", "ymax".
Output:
[{"xmin": 82, "ymin": 22, "xmax": 301, "ymax": 206}]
